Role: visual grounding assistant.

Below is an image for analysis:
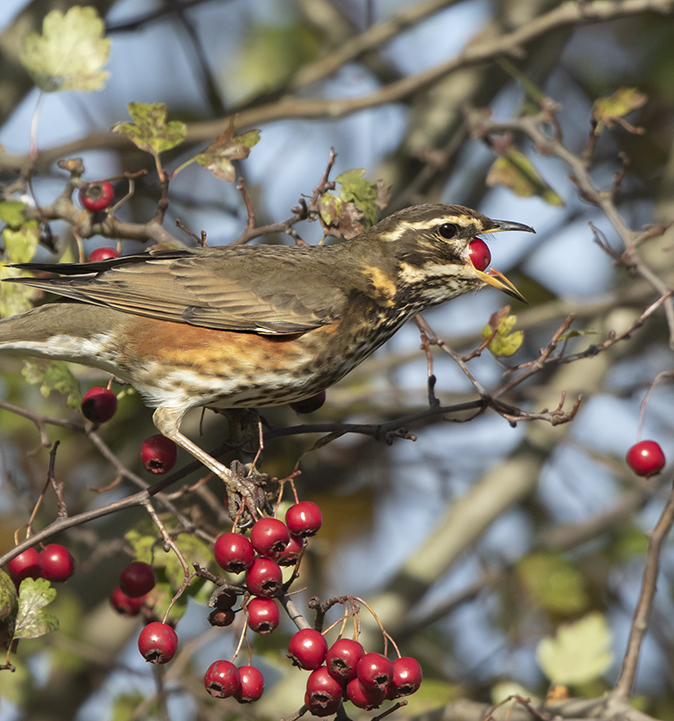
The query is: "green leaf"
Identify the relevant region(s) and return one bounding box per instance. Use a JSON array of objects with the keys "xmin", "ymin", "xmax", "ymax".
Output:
[
  {"xmin": 487, "ymin": 150, "xmax": 564, "ymax": 206},
  {"xmin": 0, "ymin": 569, "xmax": 17, "ymax": 623},
  {"xmin": 21, "ymin": 360, "xmax": 82, "ymax": 408},
  {"xmin": 19, "ymin": 6, "xmax": 110, "ymax": 92},
  {"xmin": 336, "ymin": 168, "xmax": 381, "ymax": 227},
  {"xmin": 110, "ymin": 693, "xmax": 147, "ymax": 721},
  {"xmin": 0, "ymin": 201, "xmax": 28, "ymax": 228},
  {"xmin": 517, "ymin": 552, "xmax": 589, "ymax": 615},
  {"xmin": 482, "ymin": 308, "xmax": 524, "ymax": 357},
  {"xmin": 3, "ymin": 224, "xmax": 40, "ymax": 265},
  {"xmin": 592, "ymin": 88, "xmax": 647, "ymax": 135},
  {"xmin": 13, "ymin": 578, "xmax": 59, "ymax": 640},
  {"xmin": 0, "ymin": 268, "xmax": 40, "ymax": 319},
  {"xmin": 537, "ymin": 613, "xmax": 613, "ymax": 685},
  {"xmin": 317, "ymin": 193, "xmax": 343, "ymax": 227},
  {"xmin": 111, "ymin": 103, "xmax": 187, "ymax": 157},
  {"xmin": 195, "ymin": 121, "xmax": 261, "ymax": 182}
]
